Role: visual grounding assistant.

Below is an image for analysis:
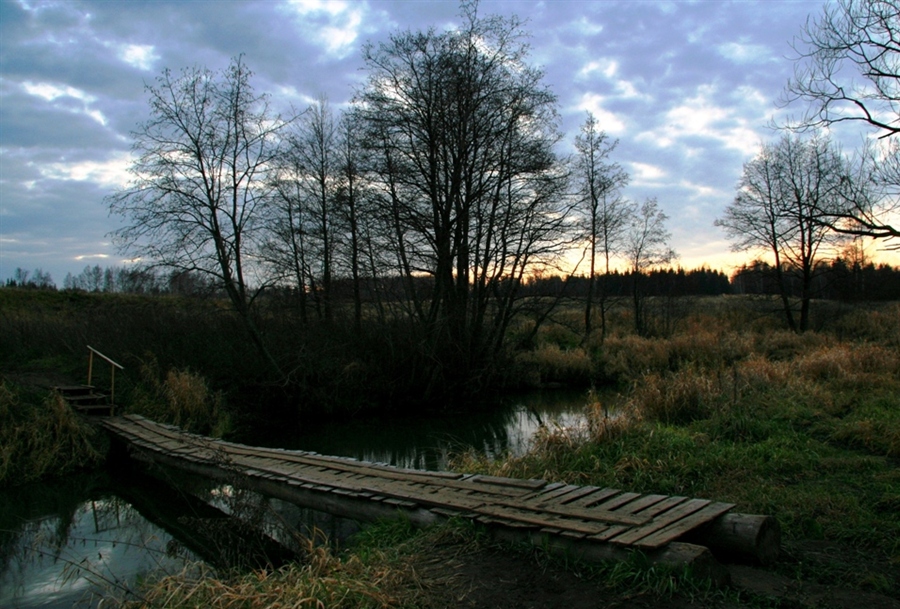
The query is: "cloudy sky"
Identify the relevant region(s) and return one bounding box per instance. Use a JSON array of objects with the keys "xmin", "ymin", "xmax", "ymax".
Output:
[{"xmin": 2, "ymin": 0, "xmax": 895, "ymax": 285}]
